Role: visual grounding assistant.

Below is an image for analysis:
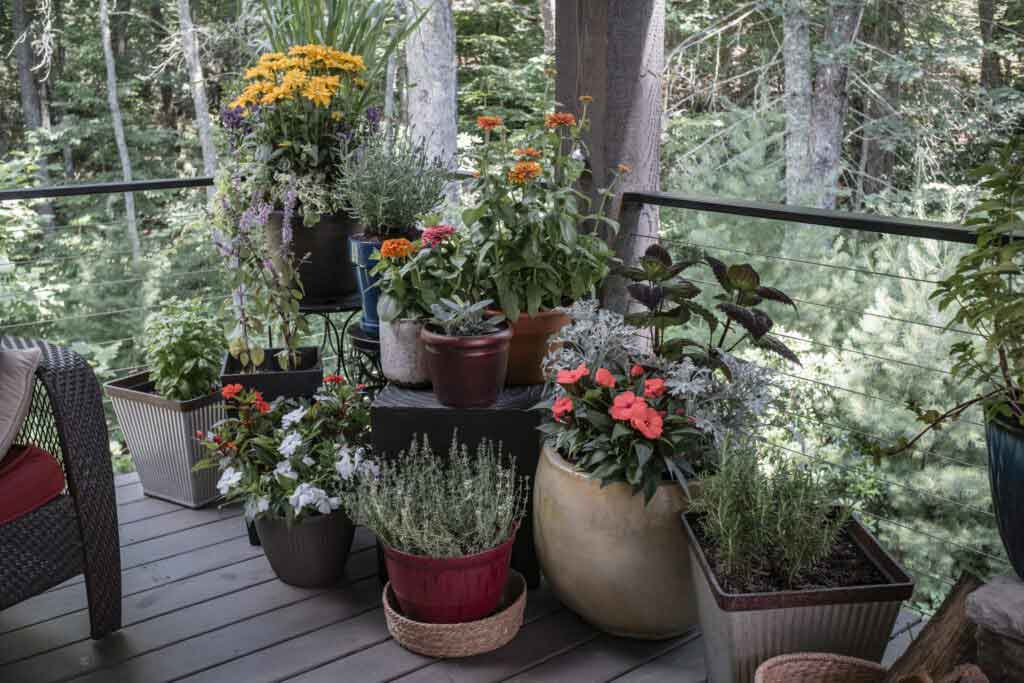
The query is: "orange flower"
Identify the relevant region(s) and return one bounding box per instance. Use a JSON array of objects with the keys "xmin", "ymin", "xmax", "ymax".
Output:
[
  {"xmin": 476, "ymin": 115, "xmax": 504, "ymax": 131},
  {"xmin": 380, "ymin": 238, "xmax": 417, "ymax": 259},
  {"xmin": 609, "ymin": 391, "xmax": 648, "ymax": 421},
  {"xmin": 594, "ymin": 367, "xmax": 616, "ymax": 388},
  {"xmin": 617, "ymin": 163, "xmax": 633, "ymax": 174},
  {"xmin": 644, "ymin": 378, "xmax": 667, "ymax": 399},
  {"xmin": 630, "ymin": 406, "xmax": 664, "ymax": 439},
  {"xmin": 556, "ymin": 363, "xmax": 589, "ymax": 385},
  {"xmin": 221, "ymin": 383, "xmax": 244, "ymax": 401},
  {"xmin": 545, "ymin": 112, "xmax": 577, "ymax": 129},
  {"xmin": 255, "ymin": 400, "xmax": 270, "ymax": 414},
  {"xmin": 552, "ymin": 396, "xmax": 574, "ymax": 422},
  {"xmin": 513, "ymin": 147, "xmax": 542, "ymax": 159},
  {"xmin": 630, "ymin": 364, "xmax": 645, "ymax": 378},
  {"xmin": 508, "ymin": 160, "xmax": 542, "ymax": 185},
  {"xmin": 579, "ymin": 95, "xmax": 593, "ymax": 103}
]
